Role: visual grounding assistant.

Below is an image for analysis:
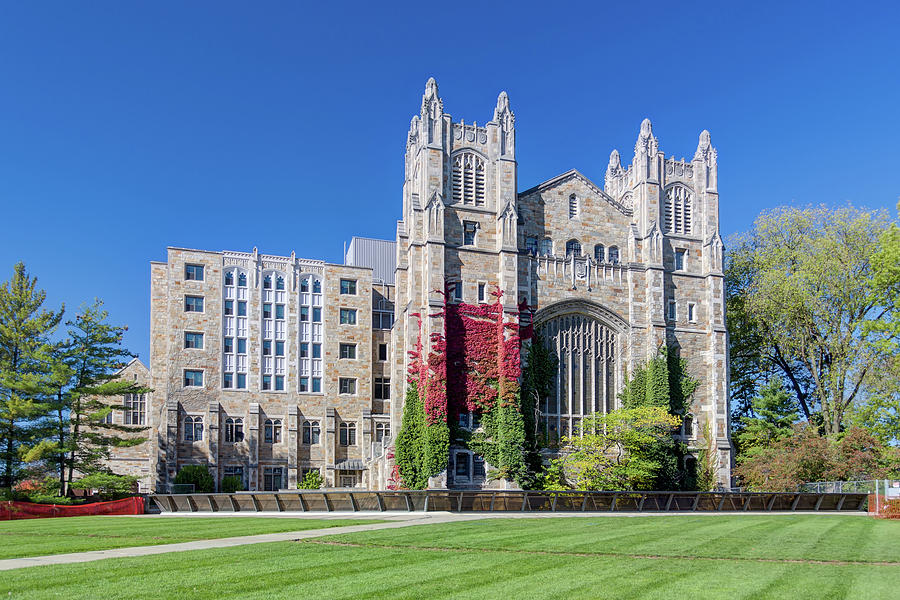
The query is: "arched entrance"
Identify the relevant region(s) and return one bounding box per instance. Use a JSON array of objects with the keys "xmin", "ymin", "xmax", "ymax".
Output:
[{"xmin": 533, "ymin": 300, "xmax": 625, "ymax": 444}]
